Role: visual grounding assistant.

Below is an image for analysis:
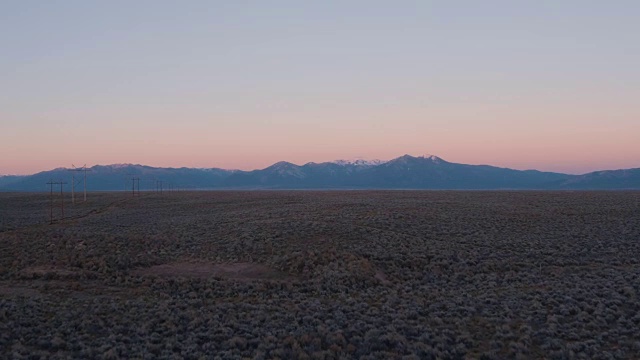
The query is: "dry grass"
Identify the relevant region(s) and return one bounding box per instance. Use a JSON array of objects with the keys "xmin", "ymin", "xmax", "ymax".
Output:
[
  {"xmin": 132, "ymin": 261, "xmax": 292, "ymax": 281},
  {"xmin": 1, "ymin": 190, "xmax": 639, "ymax": 359}
]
